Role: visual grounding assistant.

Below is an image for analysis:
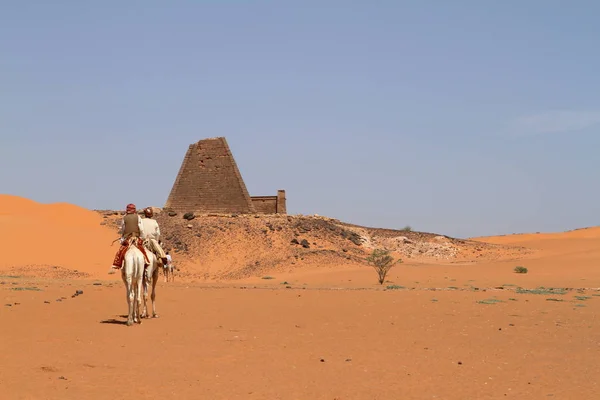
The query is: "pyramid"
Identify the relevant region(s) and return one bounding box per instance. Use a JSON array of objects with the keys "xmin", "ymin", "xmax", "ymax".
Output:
[{"xmin": 165, "ymin": 137, "xmax": 286, "ymax": 214}]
